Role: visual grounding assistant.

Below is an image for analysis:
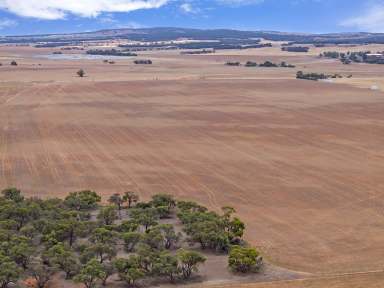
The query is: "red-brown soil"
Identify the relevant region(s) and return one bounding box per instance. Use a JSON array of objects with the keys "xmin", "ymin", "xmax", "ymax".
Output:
[{"xmin": 1, "ymin": 45, "xmax": 384, "ymax": 287}]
